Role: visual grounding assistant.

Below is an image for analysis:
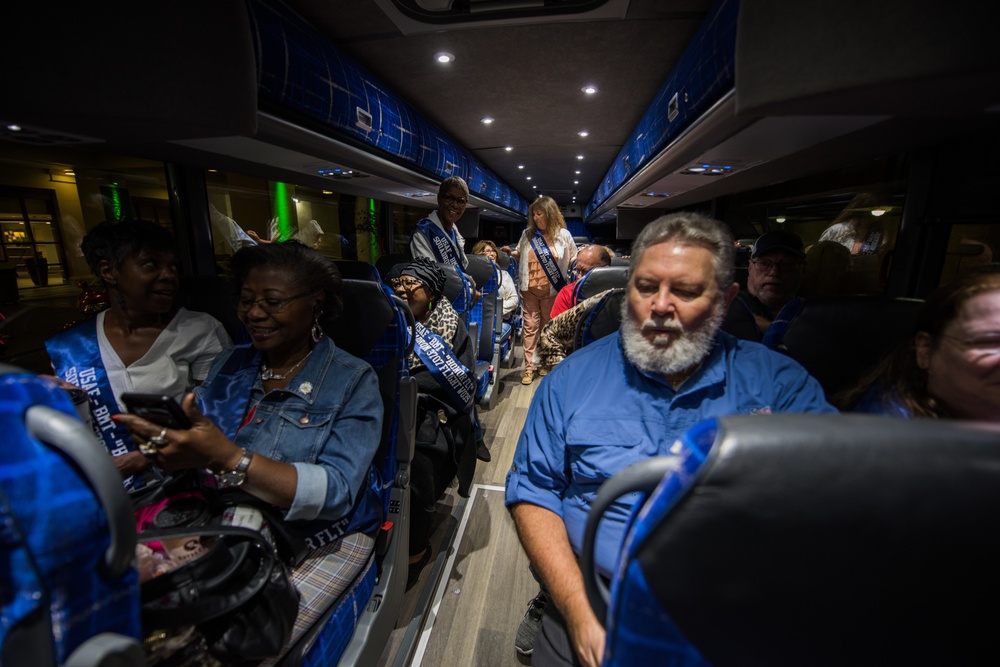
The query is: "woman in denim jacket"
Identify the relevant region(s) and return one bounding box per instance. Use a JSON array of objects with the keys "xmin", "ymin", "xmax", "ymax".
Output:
[{"xmin": 115, "ymin": 241, "xmax": 383, "ymax": 655}]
